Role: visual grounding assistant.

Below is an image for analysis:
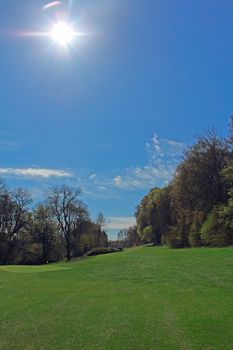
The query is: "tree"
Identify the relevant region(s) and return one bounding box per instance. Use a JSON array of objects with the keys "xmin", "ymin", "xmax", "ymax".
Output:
[
  {"xmin": 135, "ymin": 188, "xmax": 159, "ymax": 244},
  {"xmin": 0, "ymin": 179, "xmax": 108, "ymax": 264},
  {"xmin": 168, "ymin": 131, "xmax": 229, "ymax": 247},
  {"xmin": 0, "ymin": 186, "xmax": 32, "ymax": 264},
  {"xmin": 227, "ymin": 115, "xmax": 233, "ymax": 147},
  {"xmin": 127, "ymin": 226, "xmax": 142, "ymax": 247},
  {"xmin": 70, "ymin": 203, "xmax": 90, "ymax": 257},
  {"xmin": 200, "ymin": 206, "xmax": 230, "ymax": 247},
  {"xmin": 32, "ymin": 204, "xmax": 62, "ymax": 263},
  {"xmin": 135, "ymin": 187, "xmax": 171, "ymax": 245},
  {"xmin": 96, "ymin": 212, "xmax": 105, "ymax": 247},
  {"xmin": 117, "ymin": 230, "xmax": 127, "ymax": 248},
  {"xmin": 47, "ymin": 185, "xmax": 83, "ymax": 261}
]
